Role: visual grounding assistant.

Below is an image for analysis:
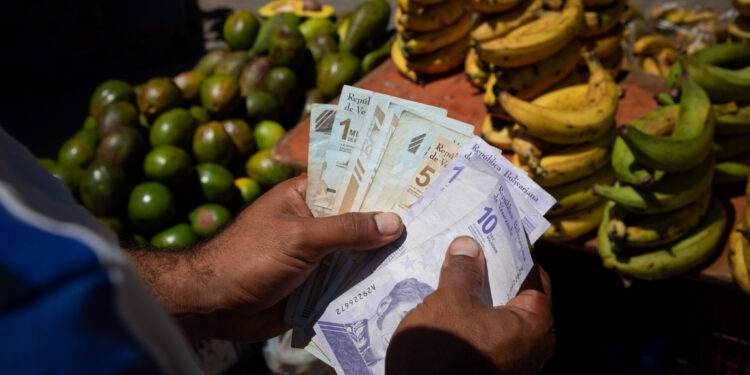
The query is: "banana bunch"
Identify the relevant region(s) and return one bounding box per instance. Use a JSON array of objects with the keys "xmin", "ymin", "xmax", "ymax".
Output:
[
  {"xmin": 728, "ymin": 176, "xmax": 750, "ymax": 295},
  {"xmin": 633, "ymin": 35, "xmax": 679, "ymax": 76},
  {"xmin": 730, "ymin": 0, "xmax": 750, "ymax": 42},
  {"xmin": 594, "ymin": 74, "xmax": 724, "ymax": 280},
  {"xmin": 392, "ymin": 0, "xmax": 473, "ymax": 82}
]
